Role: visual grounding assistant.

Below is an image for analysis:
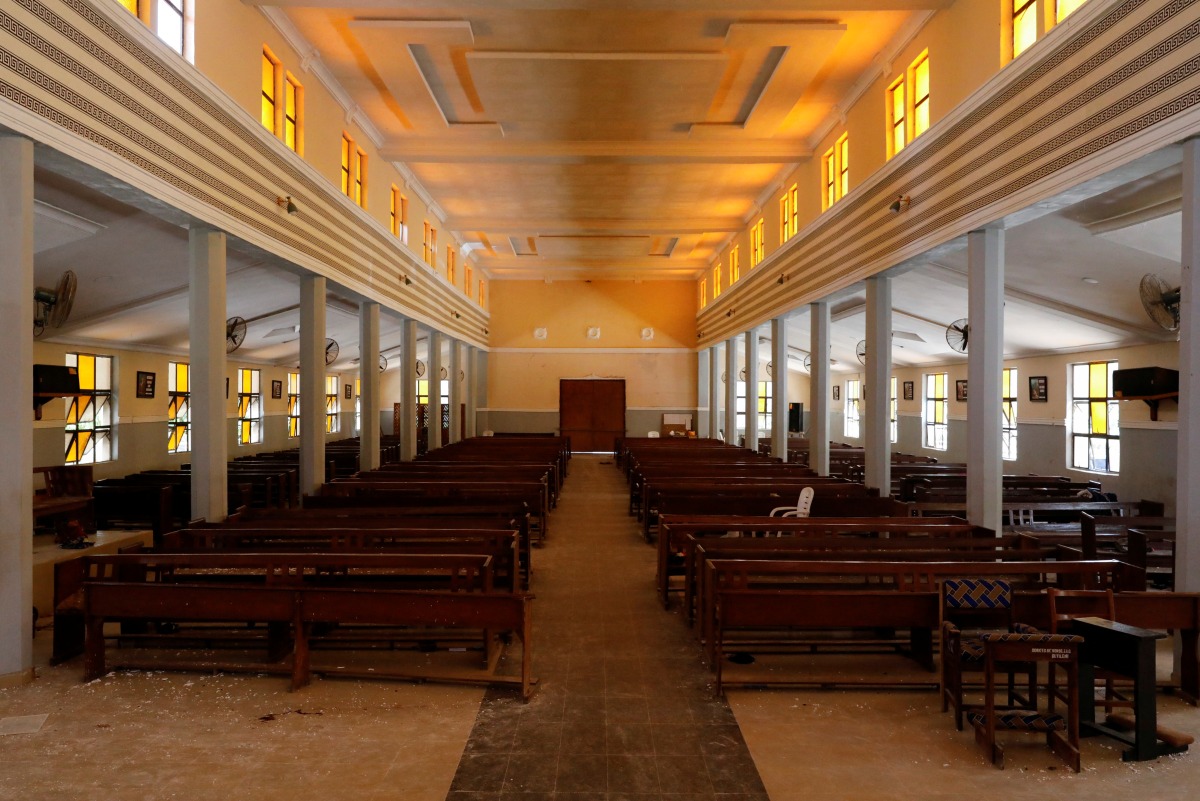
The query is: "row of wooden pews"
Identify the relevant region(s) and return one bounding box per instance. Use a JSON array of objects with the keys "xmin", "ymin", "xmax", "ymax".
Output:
[{"xmin": 55, "ymin": 436, "xmax": 571, "ymax": 699}]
